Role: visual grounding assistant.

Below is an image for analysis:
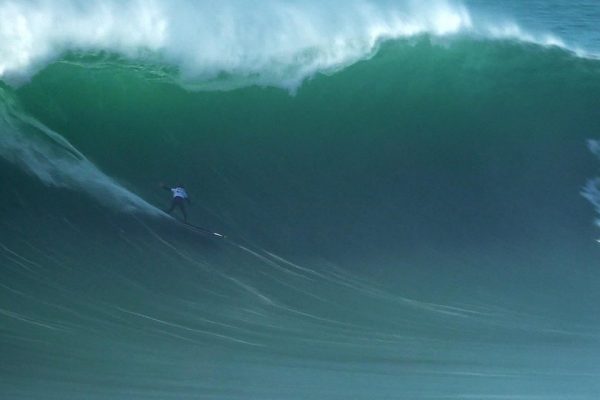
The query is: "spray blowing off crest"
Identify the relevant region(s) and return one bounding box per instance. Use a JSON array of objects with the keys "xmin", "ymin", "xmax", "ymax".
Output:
[{"xmin": 1, "ymin": 0, "xmax": 548, "ymax": 91}]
